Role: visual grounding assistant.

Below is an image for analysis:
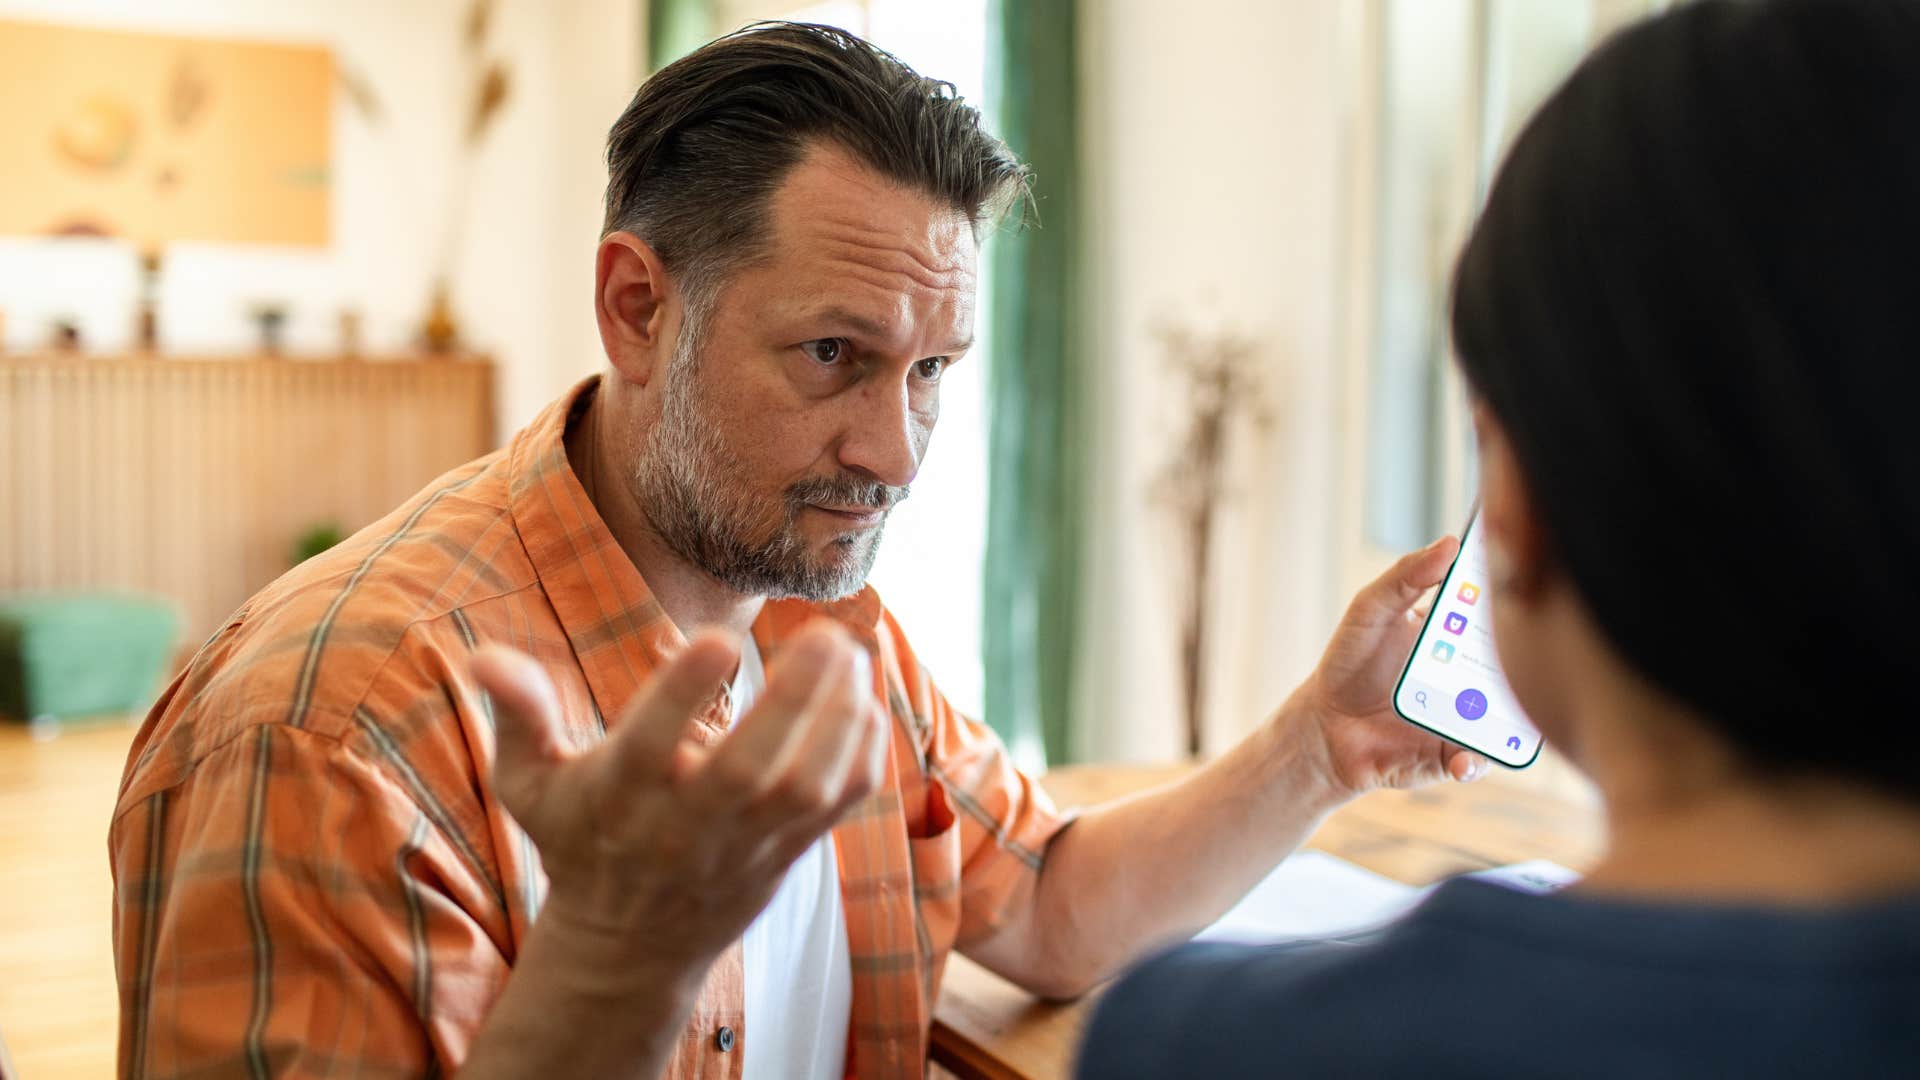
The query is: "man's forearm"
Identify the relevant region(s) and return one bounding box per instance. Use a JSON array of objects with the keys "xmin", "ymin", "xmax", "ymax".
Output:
[
  {"xmin": 970, "ymin": 540, "xmax": 1477, "ymax": 998},
  {"xmin": 977, "ymin": 693, "xmax": 1348, "ymax": 999},
  {"xmin": 460, "ymin": 900, "xmax": 712, "ymax": 1079}
]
